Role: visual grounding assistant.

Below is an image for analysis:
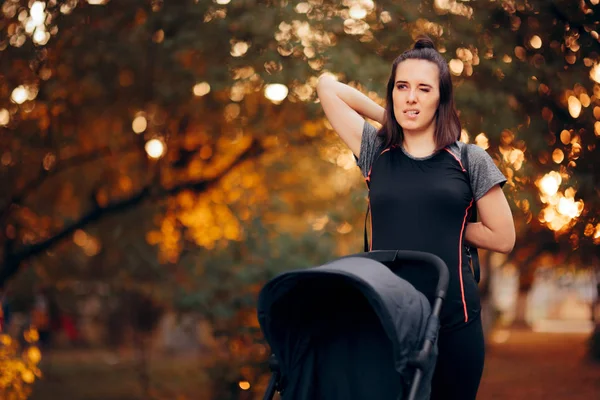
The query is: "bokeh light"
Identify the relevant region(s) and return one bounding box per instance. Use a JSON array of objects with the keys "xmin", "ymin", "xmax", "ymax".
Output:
[
  {"xmin": 449, "ymin": 59, "xmax": 464, "ymax": 75},
  {"xmin": 145, "ymin": 138, "xmax": 166, "ymax": 159},
  {"xmin": 0, "ymin": 109, "xmax": 10, "ymax": 126},
  {"xmin": 11, "ymin": 86, "xmax": 28, "ymax": 104},
  {"xmin": 231, "ymin": 41, "xmax": 250, "ymax": 57},
  {"xmin": 193, "ymin": 82, "xmax": 211, "ymax": 97},
  {"xmin": 537, "ymin": 171, "xmax": 584, "ymax": 232},
  {"xmin": 530, "ymin": 35, "xmax": 542, "ymax": 49},
  {"xmin": 568, "ymin": 96, "xmax": 582, "ymax": 118},
  {"xmin": 264, "ymin": 83, "xmax": 289, "ymax": 104},
  {"xmin": 132, "ymin": 115, "xmax": 147, "ymax": 134},
  {"xmin": 552, "ymin": 148, "xmax": 565, "ymax": 164},
  {"xmin": 539, "ymin": 172, "xmax": 561, "ymax": 196},
  {"xmin": 475, "ymin": 133, "xmax": 489, "ymax": 150},
  {"xmin": 30, "ymin": 2, "xmax": 45, "ymax": 24},
  {"xmin": 590, "ymin": 63, "xmax": 600, "ymax": 84}
]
